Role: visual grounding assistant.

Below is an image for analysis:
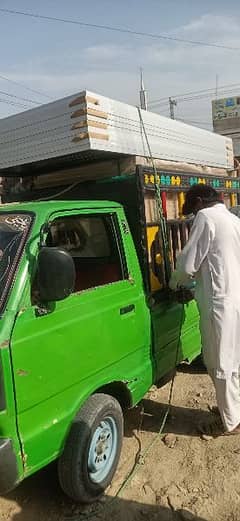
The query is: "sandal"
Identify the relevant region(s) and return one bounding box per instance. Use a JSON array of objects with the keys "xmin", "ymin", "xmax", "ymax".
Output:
[
  {"xmin": 207, "ymin": 405, "xmax": 220, "ymax": 416},
  {"xmin": 198, "ymin": 418, "xmax": 224, "ymax": 437},
  {"xmin": 222, "ymin": 425, "xmax": 240, "ymax": 436},
  {"xmin": 199, "ymin": 420, "xmax": 240, "ymax": 437}
]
